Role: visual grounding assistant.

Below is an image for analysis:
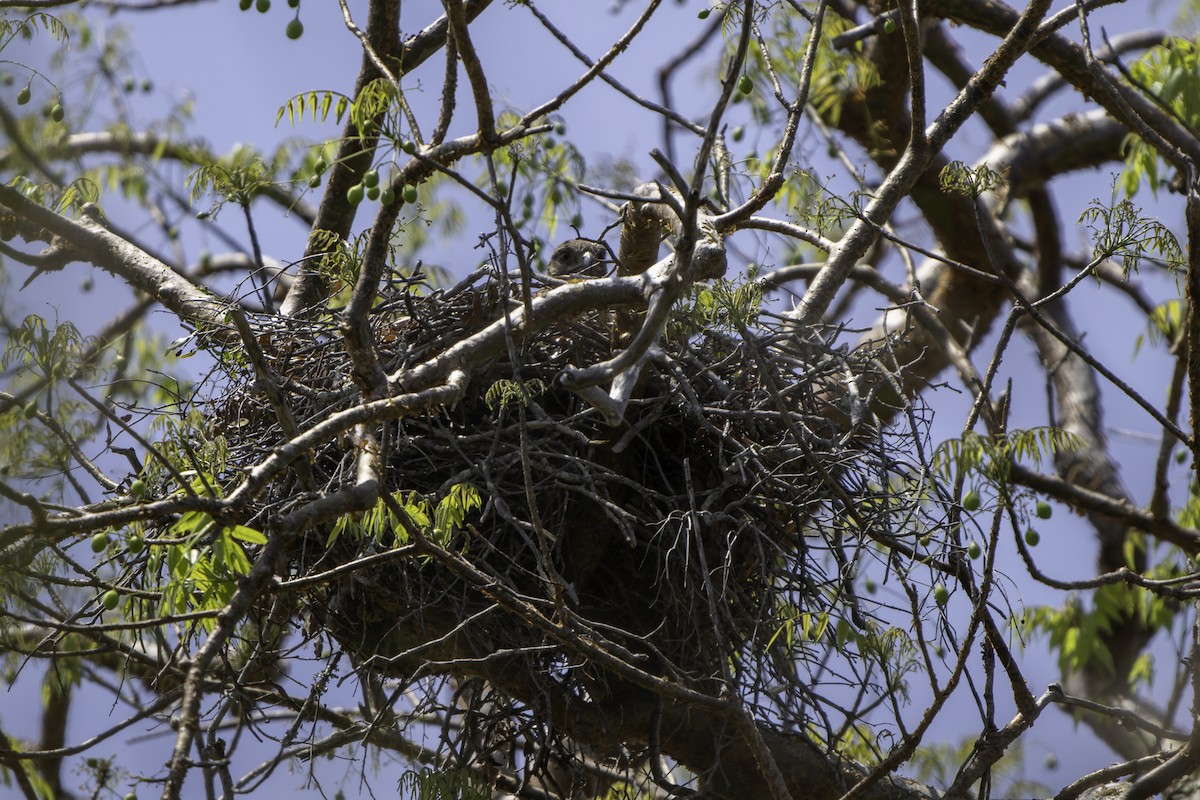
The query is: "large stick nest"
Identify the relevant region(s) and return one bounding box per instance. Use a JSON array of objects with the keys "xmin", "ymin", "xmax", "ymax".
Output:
[{"xmin": 210, "ymin": 262, "xmax": 936, "ymax": 717}]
